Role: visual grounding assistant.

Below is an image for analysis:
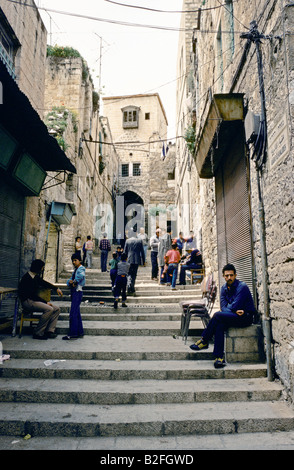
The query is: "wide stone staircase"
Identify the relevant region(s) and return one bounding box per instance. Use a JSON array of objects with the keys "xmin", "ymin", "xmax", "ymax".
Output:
[{"xmin": 1, "ymin": 259, "xmax": 294, "ymax": 450}]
